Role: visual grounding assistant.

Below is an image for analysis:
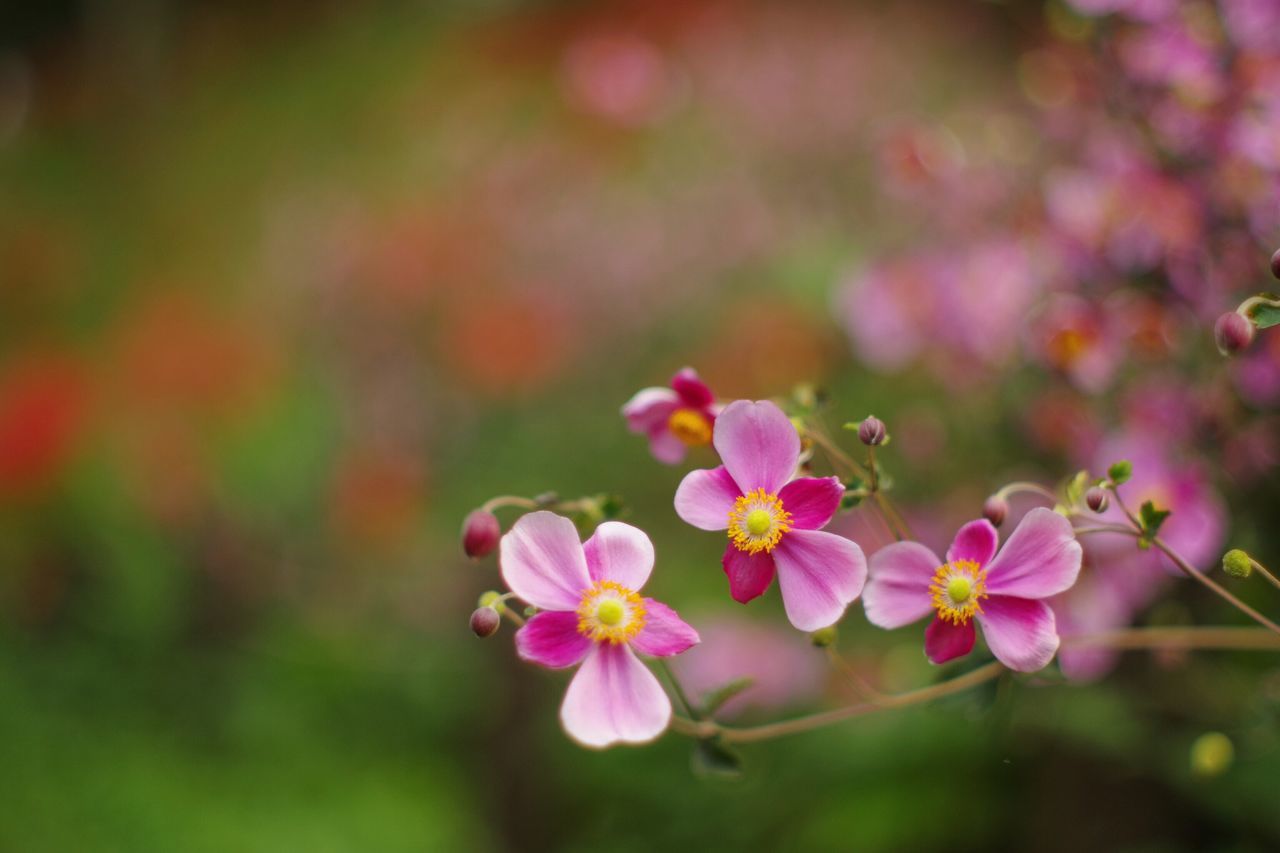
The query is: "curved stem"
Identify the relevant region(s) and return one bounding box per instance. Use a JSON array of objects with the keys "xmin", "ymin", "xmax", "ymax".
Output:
[
  {"xmin": 806, "ymin": 426, "xmax": 868, "ymax": 480},
  {"xmin": 995, "ymin": 481, "xmax": 1059, "ymax": 503},
  {"xmin": 481, "ymin": 495, "xmax": 539, "ymax": 513},
  {"xmin": 1073, "ymin": 525, "xmax": 1280, "ymax": 636},
  {"xmin": 825, "ymin": 646, "xmax": 888, "ymax": 704},
  {"xmin": 656, "ymin": 658, "xmax": 698, "ymax": 720},
  {"xmin": 1248, "ymin": 558, "xmax": 1280, "ymax": 593}
]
